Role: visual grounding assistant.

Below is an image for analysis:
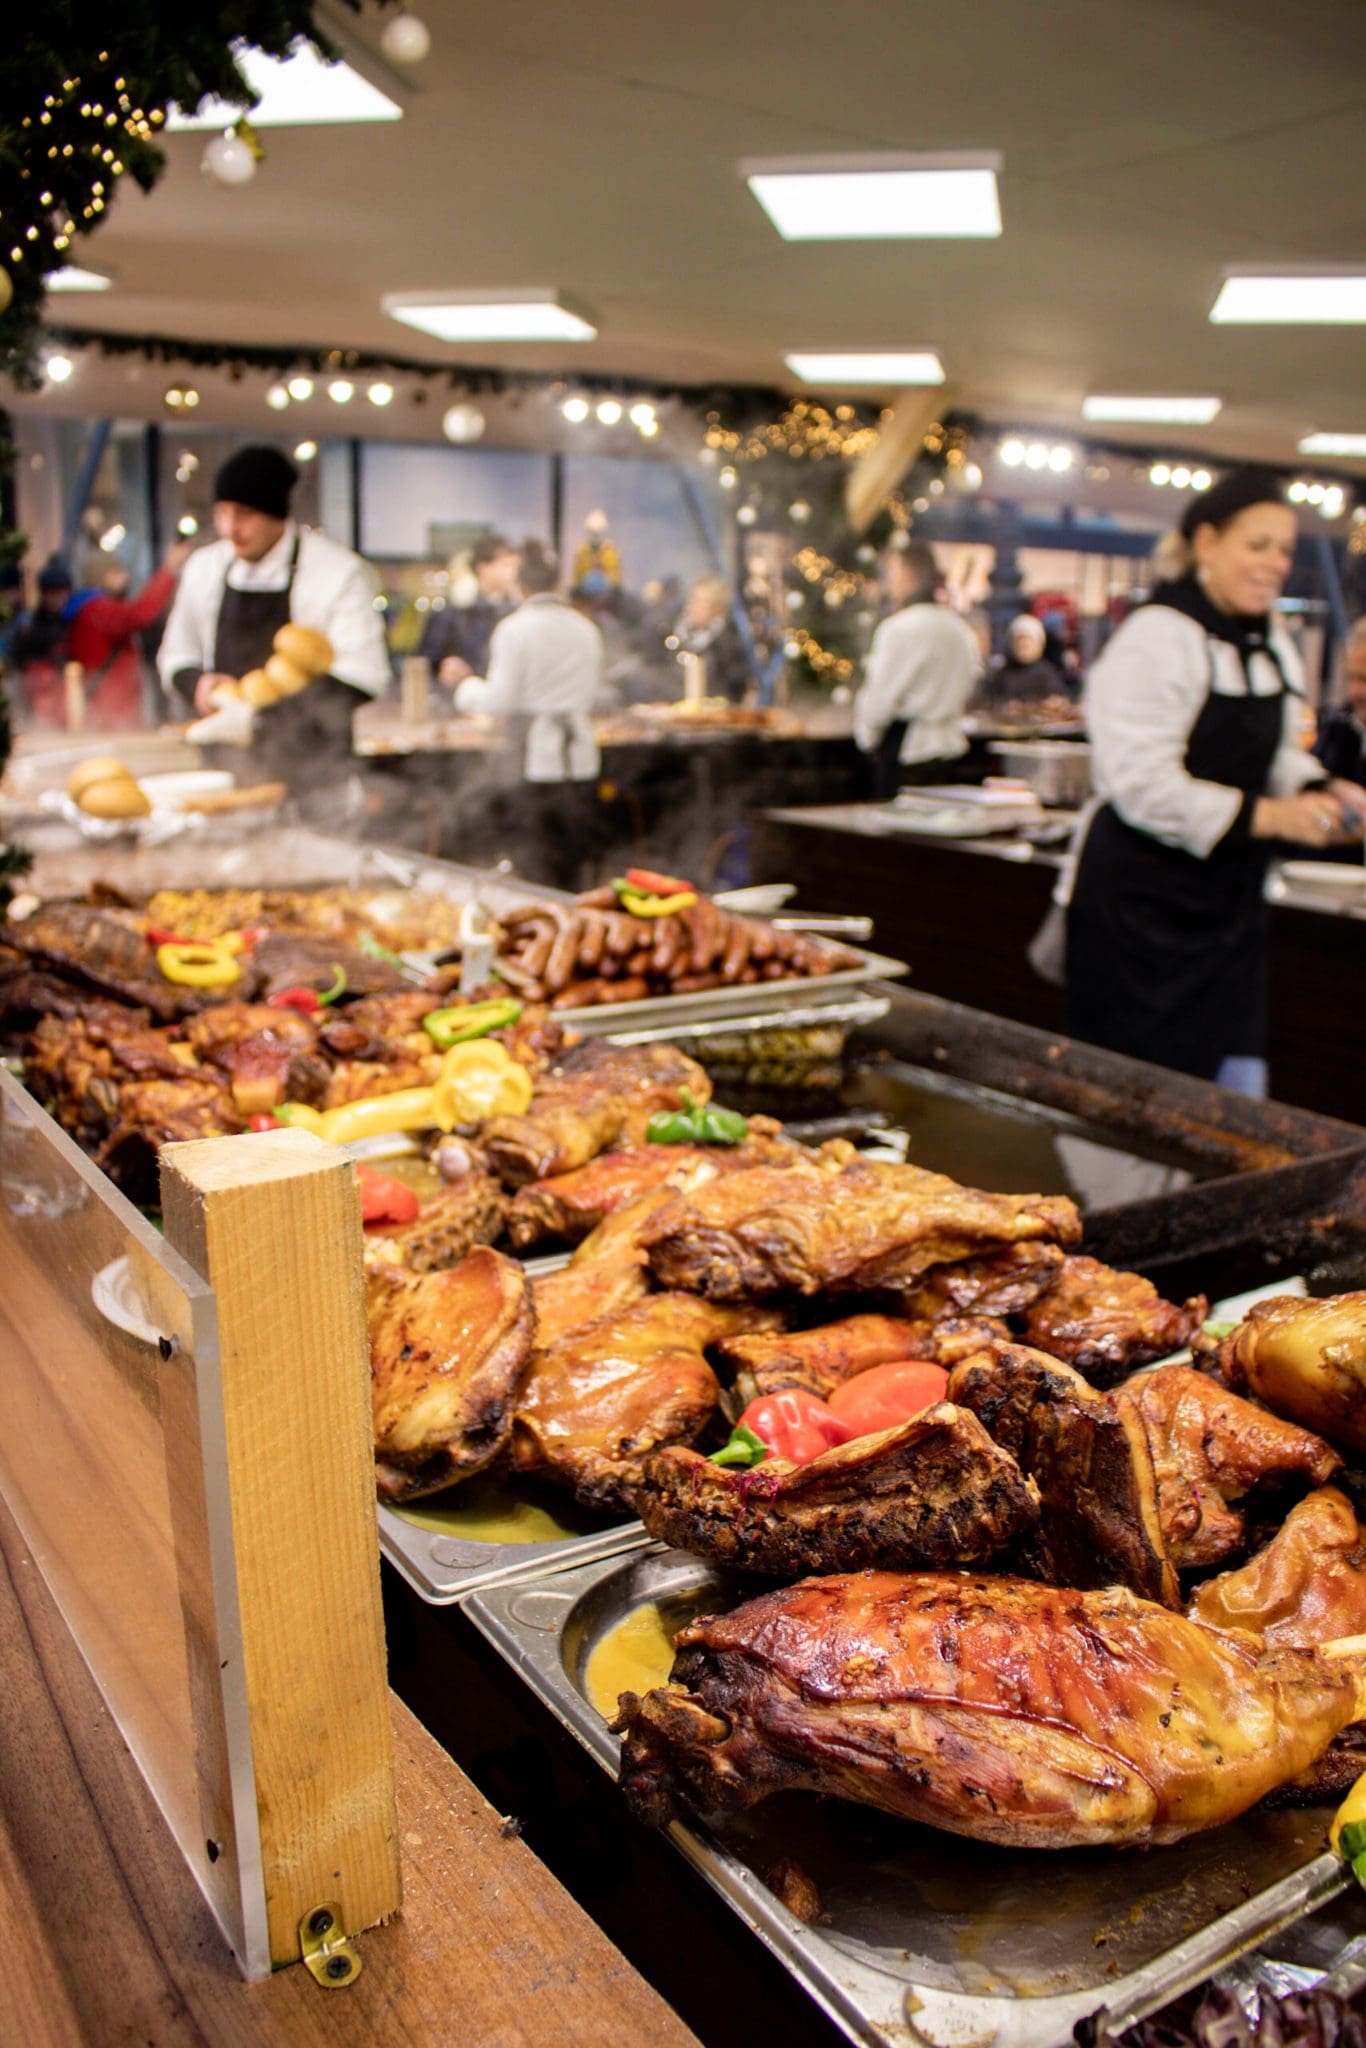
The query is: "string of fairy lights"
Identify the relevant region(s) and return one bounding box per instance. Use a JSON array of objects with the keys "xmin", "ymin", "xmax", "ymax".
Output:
[{"xmin": 10, "ymin": 61, "xmax": 163, "ymax": 269}]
